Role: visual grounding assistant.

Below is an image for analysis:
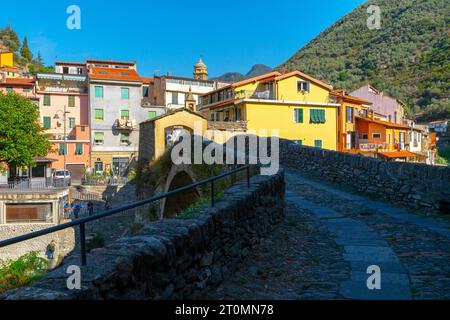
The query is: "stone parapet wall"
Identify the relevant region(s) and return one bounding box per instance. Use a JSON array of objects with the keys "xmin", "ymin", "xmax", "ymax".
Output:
[
  {"xmin": 4, "ymin": 170, "xmax": 285, "ymax": 300},
  {"xmin": 279, "ymin": 140, "xmax": 450, "ymax": 210},
  {"xmin": 0, "ymin": 223, "xmax": 75, "ymax": 262}
]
